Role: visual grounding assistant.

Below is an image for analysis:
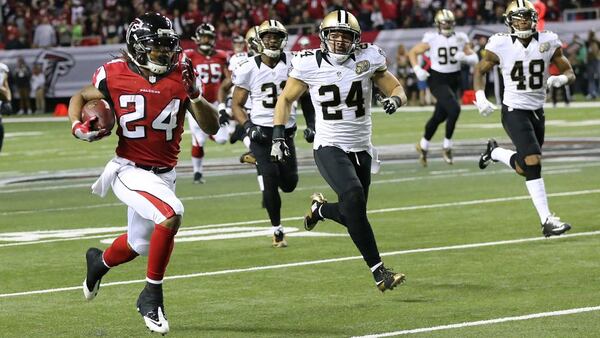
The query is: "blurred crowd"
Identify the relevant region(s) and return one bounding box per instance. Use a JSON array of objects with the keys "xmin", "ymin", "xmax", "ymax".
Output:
[{"xmin": 1, "ymin": 0, "xmax": 599, "ymax": 50}]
